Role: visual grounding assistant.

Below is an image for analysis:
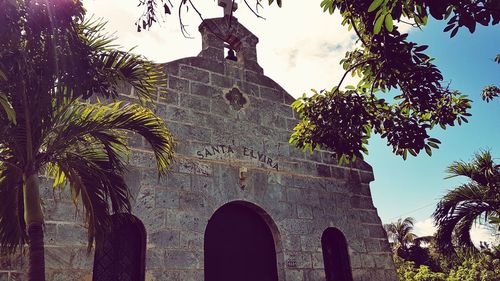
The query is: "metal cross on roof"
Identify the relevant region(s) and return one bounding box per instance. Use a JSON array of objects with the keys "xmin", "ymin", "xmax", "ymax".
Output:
[{"xmin": 218, "ymin": 0, "xmax": 238, "ymax": 17}]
